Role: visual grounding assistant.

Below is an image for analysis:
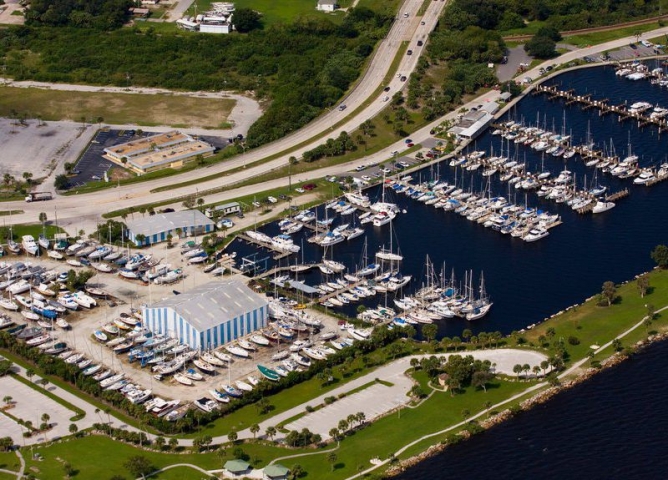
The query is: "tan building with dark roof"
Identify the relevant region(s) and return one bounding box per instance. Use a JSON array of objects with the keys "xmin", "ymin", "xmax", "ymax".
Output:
[{"xmin": 103, "ymin": 130, "xmax": 215, "ymax": 174}]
